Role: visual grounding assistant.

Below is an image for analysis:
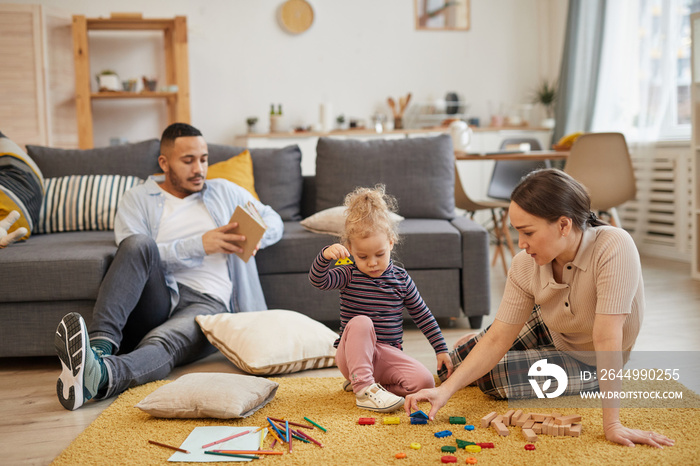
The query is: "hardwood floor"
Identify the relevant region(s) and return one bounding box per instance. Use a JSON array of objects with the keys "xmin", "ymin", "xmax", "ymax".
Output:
[{"xmin": 1, "ymin": 255, "xmax": 698, "ymax": 465}]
